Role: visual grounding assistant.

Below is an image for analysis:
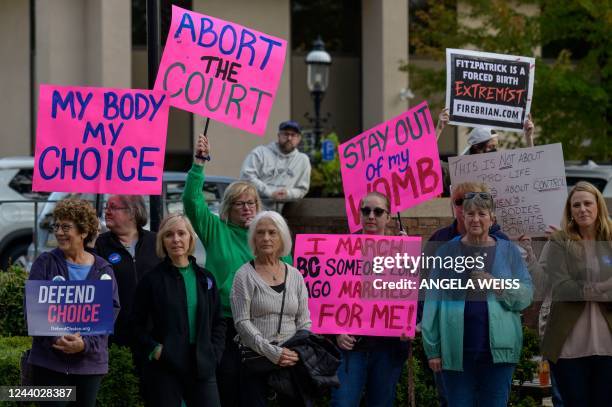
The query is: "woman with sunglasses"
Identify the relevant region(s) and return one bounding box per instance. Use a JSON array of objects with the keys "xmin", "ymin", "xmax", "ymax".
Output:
[
  {"xmin": 330, "ymin": 191, "xmax": 409, "ymax": 407},
  {"xmin": 419, "ymin": 182, "xmax": 509, "ymax": 406},
  {"xmin": 421, "ymin": 193, "xmax": 533, "ymax": 407},
  {"xmin": 183, "ymin": 134, "xmax": 292, "ymax": 407}
]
